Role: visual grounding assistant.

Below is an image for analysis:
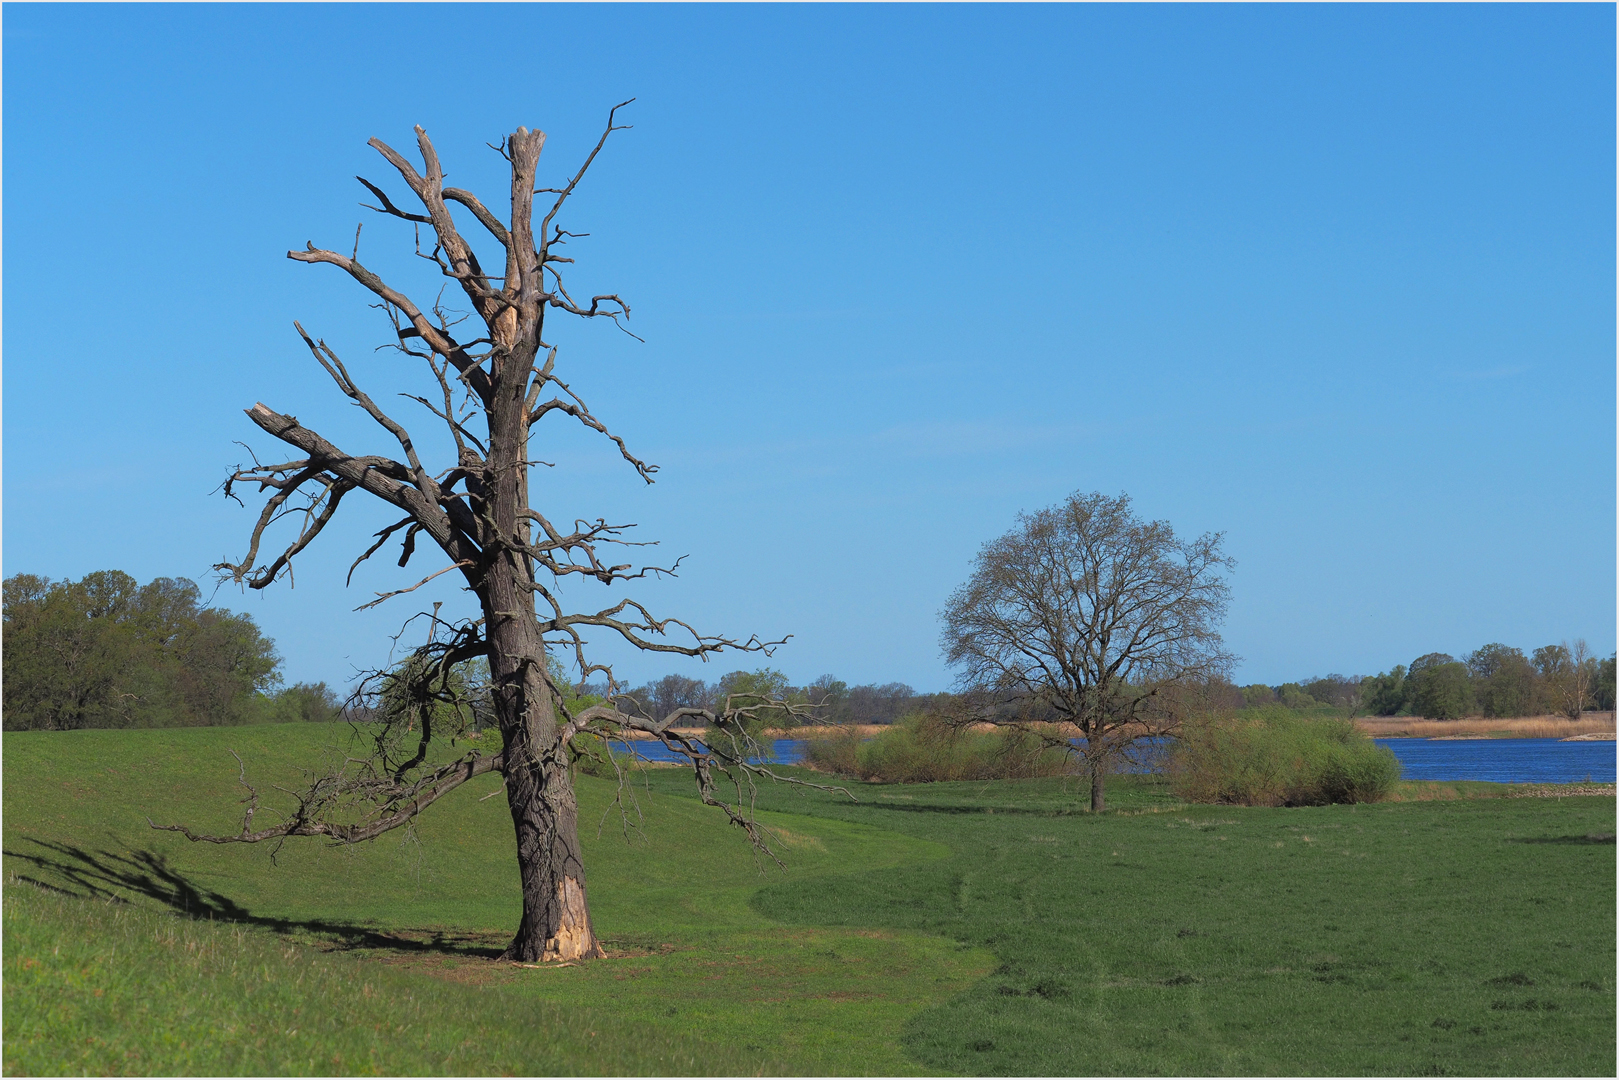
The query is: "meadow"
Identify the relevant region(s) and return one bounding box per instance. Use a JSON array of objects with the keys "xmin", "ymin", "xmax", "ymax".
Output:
[{"xmin": 4, "ymin": 722, "xmax": 1614, "ymax": 1075}]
